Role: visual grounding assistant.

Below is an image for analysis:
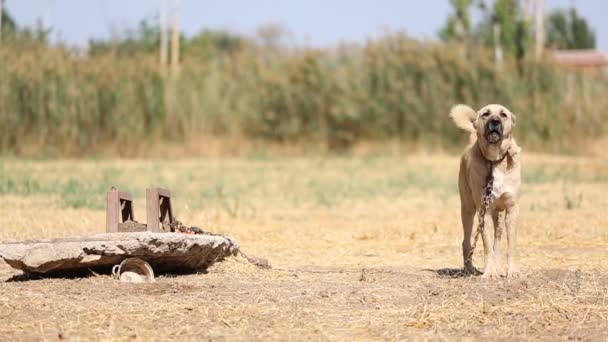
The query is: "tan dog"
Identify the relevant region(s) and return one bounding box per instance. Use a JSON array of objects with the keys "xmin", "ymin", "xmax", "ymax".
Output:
[{"xmin": 450, "ymin": 104, "xmax": 522, "ymax": 278}]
